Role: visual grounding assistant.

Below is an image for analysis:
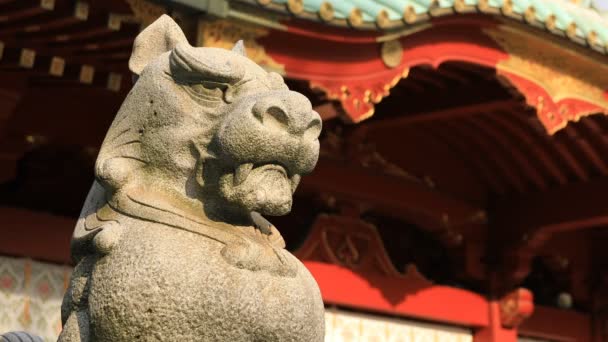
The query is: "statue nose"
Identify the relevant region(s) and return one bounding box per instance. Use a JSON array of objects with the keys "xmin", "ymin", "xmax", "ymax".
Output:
[{"xmin": 252, "ymin": 92, "xmax": 322, "ymax": 140}]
